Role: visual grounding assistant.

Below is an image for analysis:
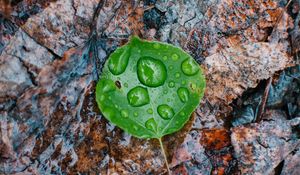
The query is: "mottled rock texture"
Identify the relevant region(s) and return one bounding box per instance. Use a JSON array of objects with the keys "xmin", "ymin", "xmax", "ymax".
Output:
[{"xmin": 0, "ymin": 0, "xmax": 299, "ymax": 174}]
